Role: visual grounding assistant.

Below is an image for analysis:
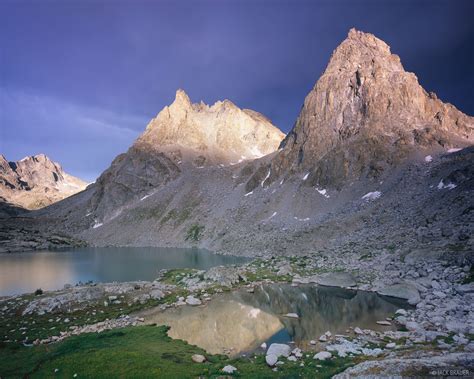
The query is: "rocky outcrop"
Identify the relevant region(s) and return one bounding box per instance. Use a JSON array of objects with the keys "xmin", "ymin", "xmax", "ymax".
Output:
[
  {"xmin": 251, "ymin": 28, "xmax": 473, "ymax": 190},
  {"xmin": 0, "ymin": 154, "xmax": 87, "ymax": 210}
]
